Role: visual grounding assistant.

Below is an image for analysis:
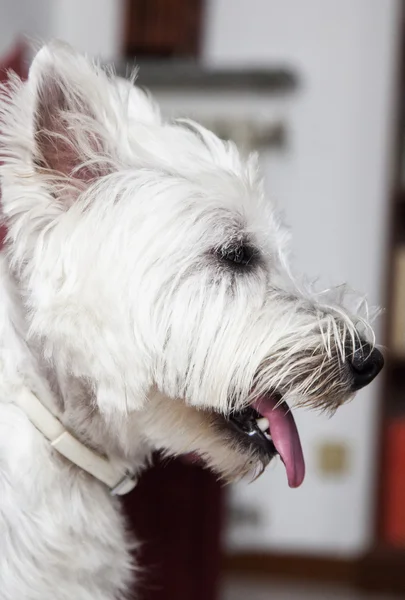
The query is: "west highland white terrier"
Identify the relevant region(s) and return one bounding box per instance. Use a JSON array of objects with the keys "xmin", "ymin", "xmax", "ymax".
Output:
[{"xmin": 0, "ymin": 42, "xmax": 383, "ymax": 600}]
